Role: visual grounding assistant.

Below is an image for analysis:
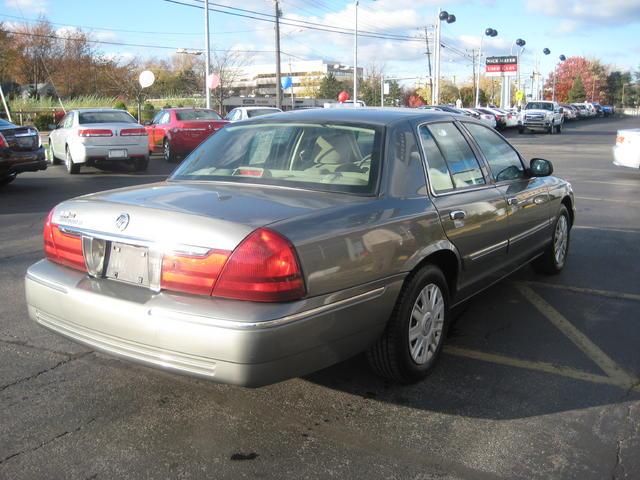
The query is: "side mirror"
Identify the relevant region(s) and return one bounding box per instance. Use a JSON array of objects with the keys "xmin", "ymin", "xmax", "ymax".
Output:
[
  {"xmin": 530, "ymin": 158, "xmax": 553, "ymax": 177},
  {"xmin": 558, "ymin": 107, "xmax": 564, "ymax": 114}
]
